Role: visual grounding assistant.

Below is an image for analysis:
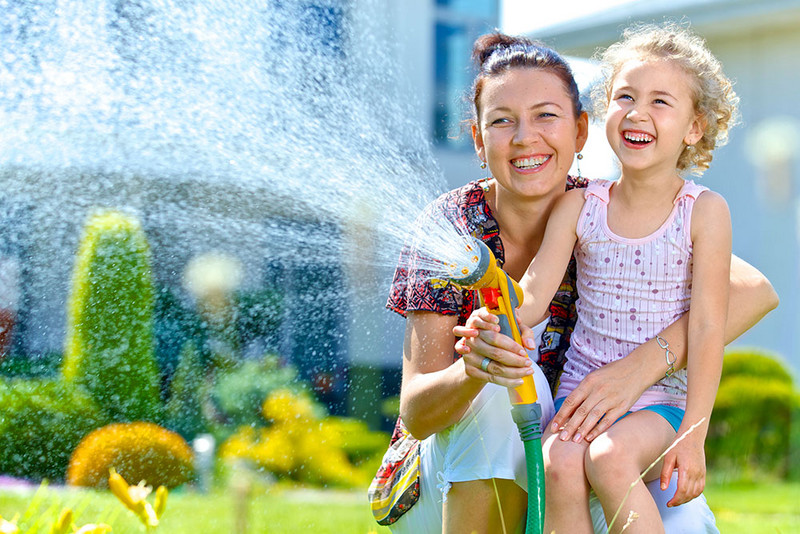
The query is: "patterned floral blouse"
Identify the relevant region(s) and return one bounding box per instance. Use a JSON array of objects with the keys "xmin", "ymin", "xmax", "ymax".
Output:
[{"xmin": 387, "ymin": 176, "xmax": 589, "ymax": 391}]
